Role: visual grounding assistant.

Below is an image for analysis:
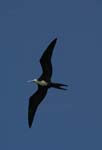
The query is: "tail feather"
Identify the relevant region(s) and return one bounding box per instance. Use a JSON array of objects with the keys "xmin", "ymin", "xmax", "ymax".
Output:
[{"xmin": 51, "ymin": 83, "xmax": 68, "ymax": 90}]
